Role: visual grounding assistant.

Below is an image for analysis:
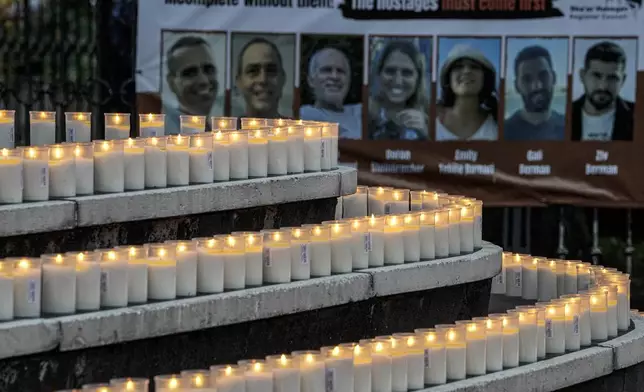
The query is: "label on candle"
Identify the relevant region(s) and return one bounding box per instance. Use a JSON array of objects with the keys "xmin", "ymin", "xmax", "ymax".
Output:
[
  {"xmin": 263, "ymin": 247, "xmax": 271, "ymax": 267},
  {"xmin": 320, "ymin": 139, "xmax": 327, "ymax": 159},
  {"xmin": 40, "ymin": 167, "xmax": 48, "ymax": 187},
  {"xmin": 363, "ymin": 233, "xmax": 372, "ymax": 253},
  {"xmin": 207, "ymin": 151, "xmax": 213, "ymax": 170},
  {"xmin": 67, "ymin": 127, "xmax": 75, "ymax": 142},
  {"xmin": 384, "ymin": 203, "xmax": 391, "ymax": 214},
  {"xmin": 9, "ymin": 127, "xmax": 14, "ymax": 143},
  {"xmin": 514, "ymin": 269, "xmax": 522, "ymax": 288},
  {"xmin": 27, "ymin": 279, "xmax": 36, "ymax": 303},
  {"xmin": 100, "ymin": 271, "xmax": 108, "ymax": 293},
  {"xmin": 475, "ymin": 215, "xmax": 482, "ymax": 232},
  {"xmin": 424, "ymin": 348, "xmax": 431, "ymax": 368},
  {"xmin": 325, "ymin": 367, "xmax": 335, "ymax": 392},
  {"xmin": 494, "ymin": 271, "xmax": 504, "ymax": 285},
  {"xmin": 545, "ymin": 319, "xmax": 553, "ymax": 338},
  {"xmin": 300, "ymin": 243, "xmax": 309, "ymax": 264},
  {"xmin": 573, "ymin": 315, "xmax": 580, "ymax": 335}
]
